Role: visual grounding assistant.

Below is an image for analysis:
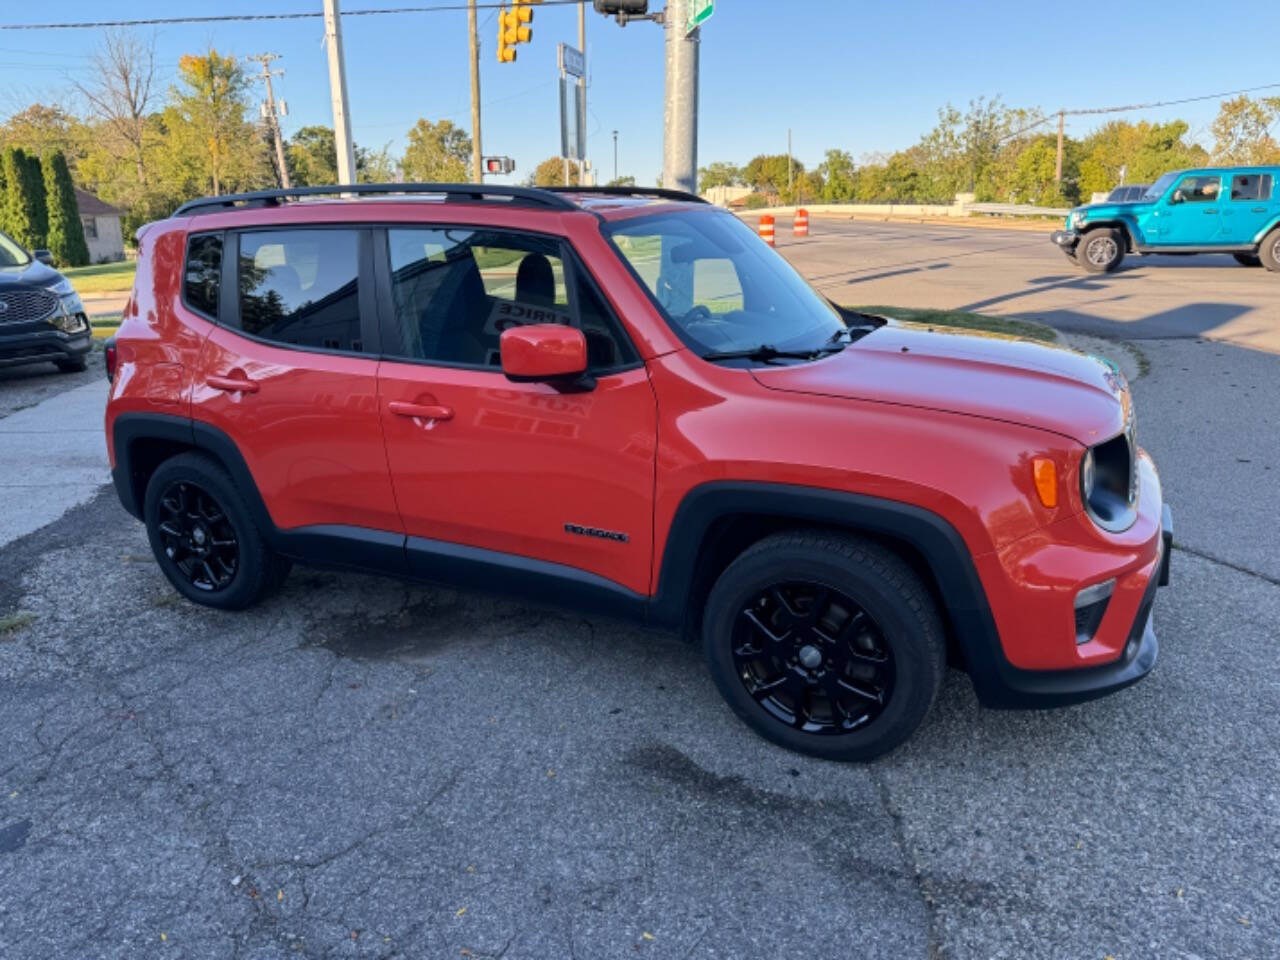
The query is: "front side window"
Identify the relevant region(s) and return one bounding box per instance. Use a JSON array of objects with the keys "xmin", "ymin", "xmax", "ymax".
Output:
[
  {"xmin": 236, "ymin": 229, "xmax": 363, "ymax": 352},
  {"xmin": 386, "ymin": 227, "xmax": 635, "ymax": 369},
  {"xmin": 184, "ymin": 233, "xmax": 222, "ymax": 318},
  {"xmin": 1175, "ymin": 175, "xmax": 1222, "ymax": 203},
  {"xmin": 0, "ymin": 229, "xmax": 30, "ymax": 267},
  {"xmin": 606, "ymin": 209, "xmax": 844, "ymax": 356},
  {"xmin": 1230, "ymin": 174, "xmax": 1272, "ymax": 202}
]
